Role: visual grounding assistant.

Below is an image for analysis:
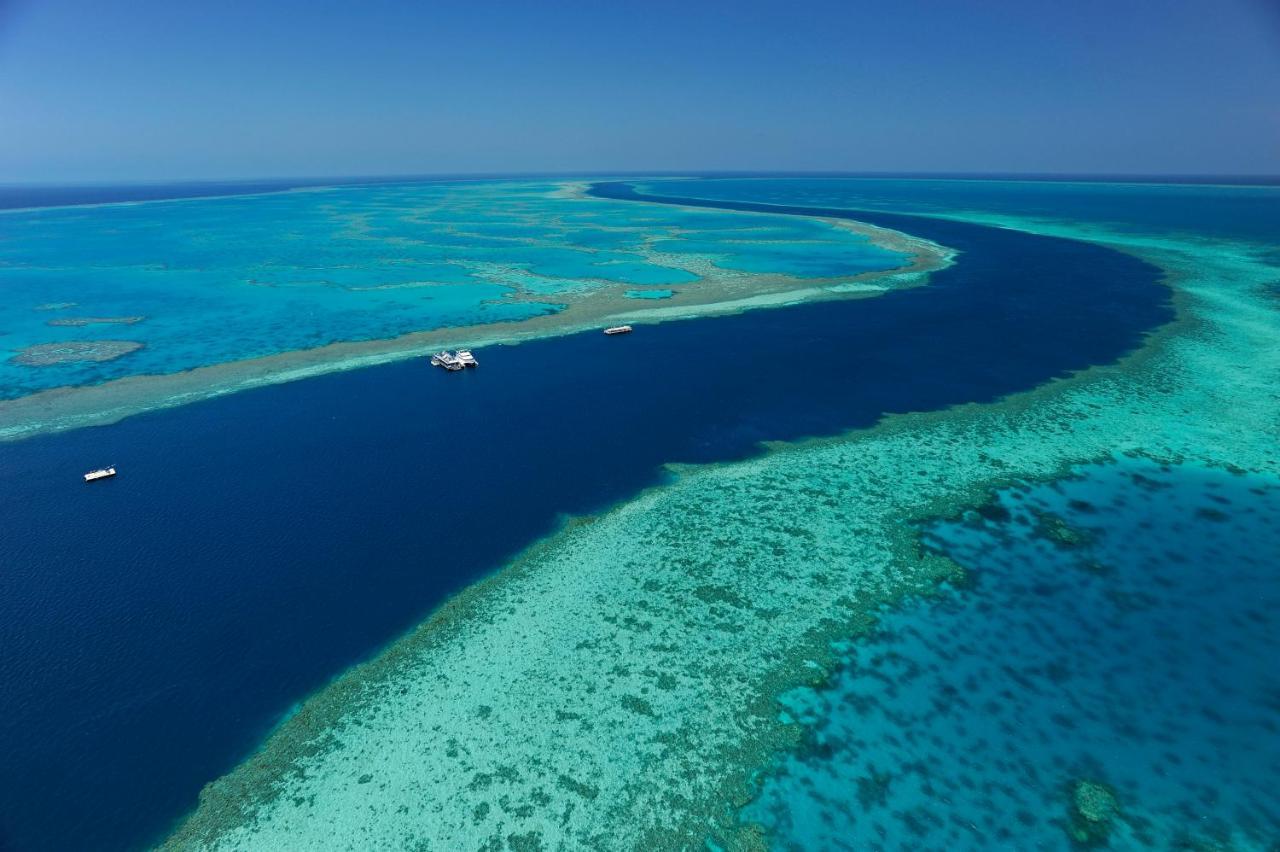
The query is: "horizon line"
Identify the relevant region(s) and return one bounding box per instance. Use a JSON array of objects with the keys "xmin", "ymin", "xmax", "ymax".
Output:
[{"xmin": 3, "ymin": 169, "xmax": 1280, "ymax": 190}]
